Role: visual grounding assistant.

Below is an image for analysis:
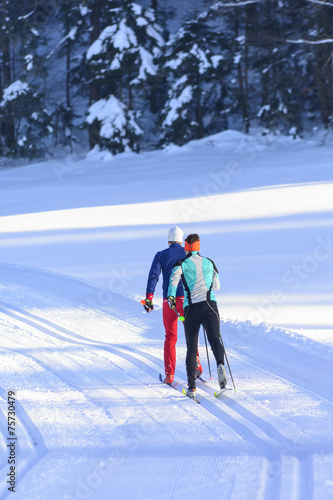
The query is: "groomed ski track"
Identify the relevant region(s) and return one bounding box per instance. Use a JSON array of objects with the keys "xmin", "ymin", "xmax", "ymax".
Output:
[{"xmin": 0, "ymin": 264, "xmax": 332, "ymax": 499}]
